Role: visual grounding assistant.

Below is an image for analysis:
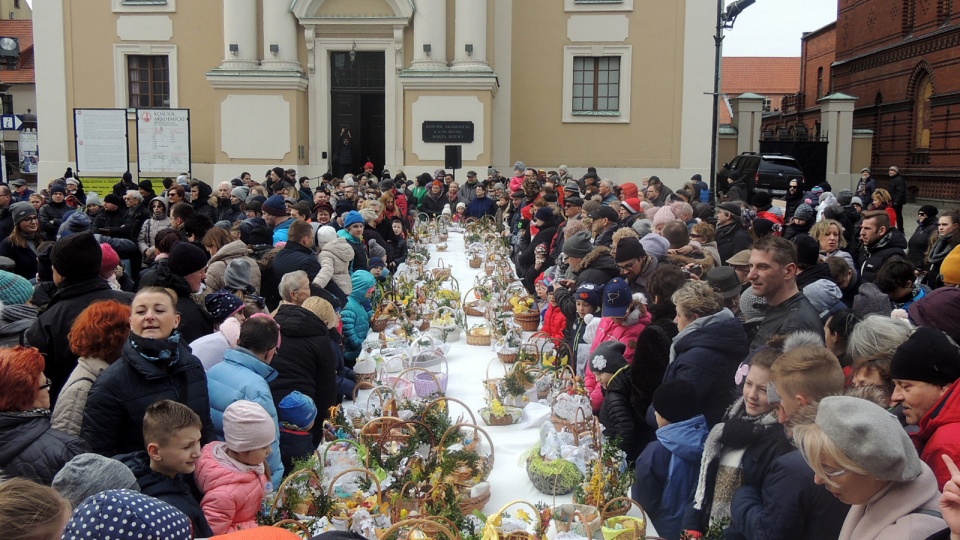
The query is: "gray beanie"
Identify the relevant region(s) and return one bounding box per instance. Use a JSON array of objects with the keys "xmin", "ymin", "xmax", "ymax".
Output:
[
  {"xmin": 802, "ymin": 279, "xmax": 842, "ymax": 317},
  {"xmin": 563, "ymin": 231, "xmax": 593, "ymax": 258},
  {"xmin": 814, "ymin": 395, "xmax": 922, "ymax": 482},
  {"xmin": 52, "ymin": 453, "xmax": 140, "ymax": 506},
  {"xmin": 740, "ymin": 287, "xmax": 768, "ymax": 322}
]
